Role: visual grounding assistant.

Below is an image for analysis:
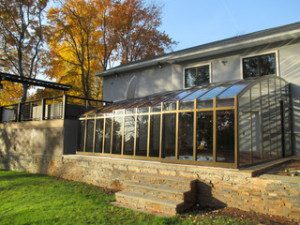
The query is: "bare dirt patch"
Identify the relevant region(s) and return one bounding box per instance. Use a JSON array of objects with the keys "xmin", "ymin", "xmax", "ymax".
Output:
[{"xmin": 188, "ymin": 206, "xmax": 299, "ymax": 225}]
